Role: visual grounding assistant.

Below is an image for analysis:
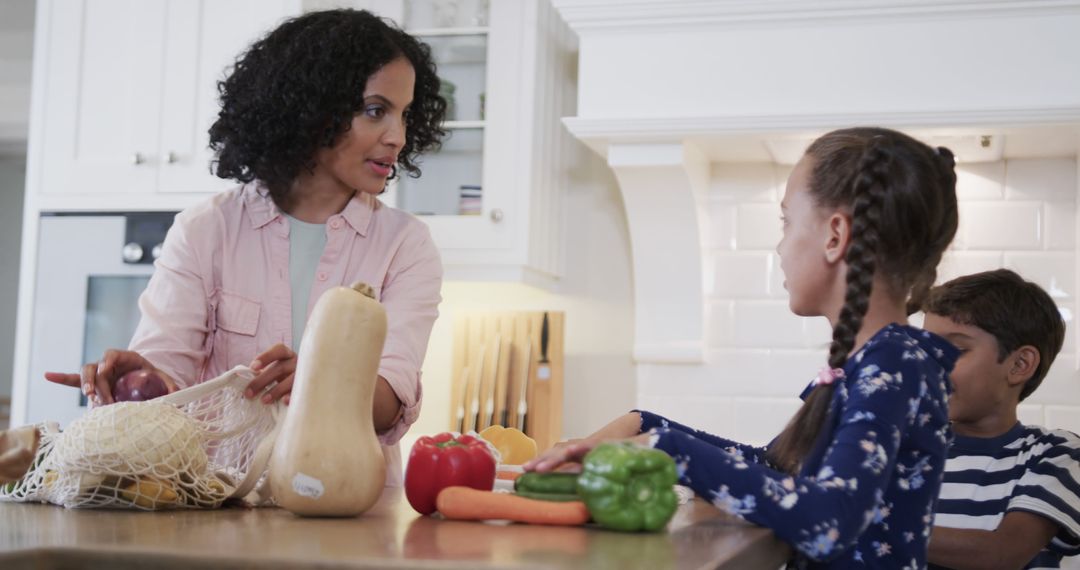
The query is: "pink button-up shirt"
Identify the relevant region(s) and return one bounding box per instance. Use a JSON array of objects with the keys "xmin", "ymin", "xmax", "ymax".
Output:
[{"xmin": 129, "ymin": 184, "xmax": 442, "ymax": 486}]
